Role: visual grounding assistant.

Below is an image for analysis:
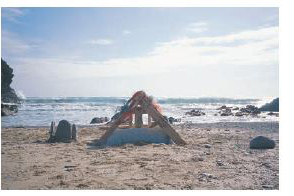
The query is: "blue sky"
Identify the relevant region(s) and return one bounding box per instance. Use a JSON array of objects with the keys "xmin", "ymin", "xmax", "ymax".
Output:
[{"xmin": 1, "ymin": 7, "xmax": 278, "ymax": 98}]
